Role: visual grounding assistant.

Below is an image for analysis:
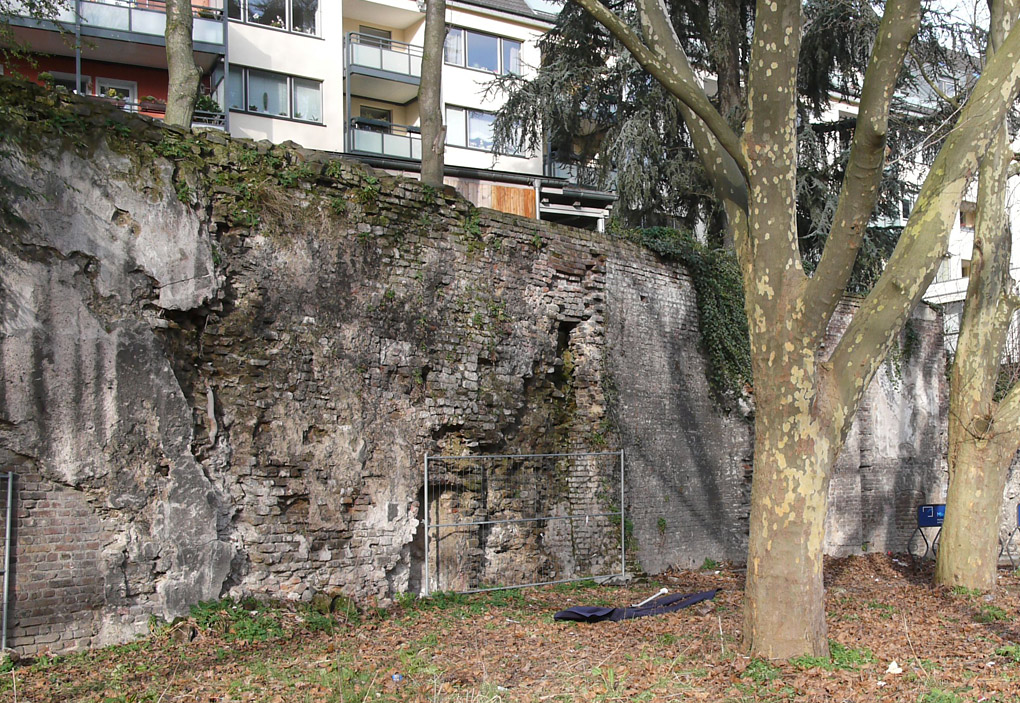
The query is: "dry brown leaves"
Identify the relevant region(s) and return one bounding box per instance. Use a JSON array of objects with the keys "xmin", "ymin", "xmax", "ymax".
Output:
[{"xmin": 7, "ymin": 554, "xmax": 1020, "ymax": 702}]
